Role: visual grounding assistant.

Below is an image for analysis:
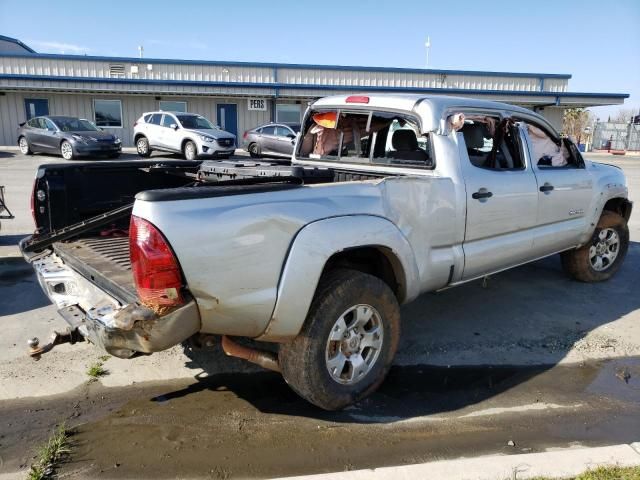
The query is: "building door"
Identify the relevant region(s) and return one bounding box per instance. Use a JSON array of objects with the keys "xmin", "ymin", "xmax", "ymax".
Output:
[
  {"xmin": 24, "ymin": 98, "xmax": 49, "ymax": 120},
  {"xmin": 216, "ymin": 104, "xmax": 237, "ymax": 137}
]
